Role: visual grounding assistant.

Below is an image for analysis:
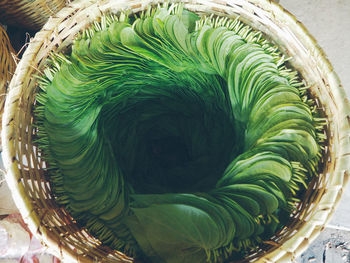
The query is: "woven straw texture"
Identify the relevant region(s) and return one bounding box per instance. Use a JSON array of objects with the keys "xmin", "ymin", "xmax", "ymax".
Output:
[
  {"xmin": 0, "ymin": 25, "xmax": 15, "ymax": 146},
  {"xmin": 2, "ymin": 0, "xmax": 350, "ymax": 262},
  {"xmin": 0, "ymin": 0, "xmax": 66, "ymax": 30}
]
